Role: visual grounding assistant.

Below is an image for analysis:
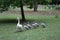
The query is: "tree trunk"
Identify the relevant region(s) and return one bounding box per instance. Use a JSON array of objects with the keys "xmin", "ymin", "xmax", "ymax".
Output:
[
  {"xmin": 20, "ymin": 0, "xmax": 25, "ymax": 21},
  {"xmin": 33, "ymin": 0, "xmax": 38, "ymax": 11}
]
